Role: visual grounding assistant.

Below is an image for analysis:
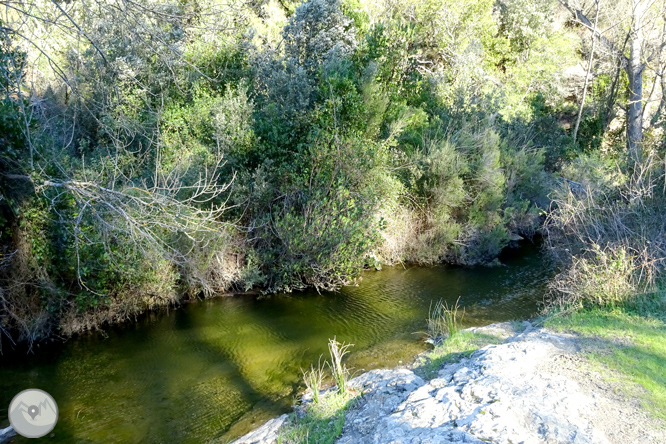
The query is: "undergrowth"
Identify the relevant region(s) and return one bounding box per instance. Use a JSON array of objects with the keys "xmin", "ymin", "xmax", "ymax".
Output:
[{"xmin": 544, "ymin": 149, "xmax": 666, "ymax": 423}]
